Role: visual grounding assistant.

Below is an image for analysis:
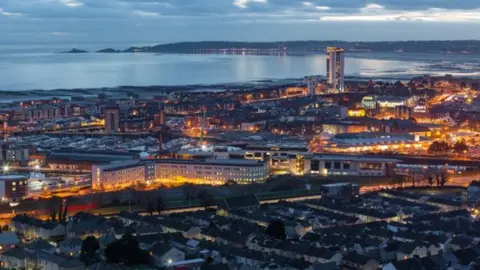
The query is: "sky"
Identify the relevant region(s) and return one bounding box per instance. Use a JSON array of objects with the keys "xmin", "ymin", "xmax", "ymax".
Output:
[{"xmin": 1, "ymin": 0, "xmax": 480, "ymax": 45}]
